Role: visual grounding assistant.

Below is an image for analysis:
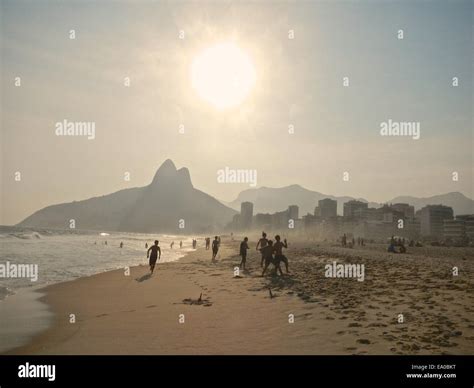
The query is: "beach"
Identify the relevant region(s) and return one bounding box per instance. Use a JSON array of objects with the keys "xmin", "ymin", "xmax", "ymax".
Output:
[{"xmin": 6, "ymin": 236, "xmax": 474, "ymax": 355}]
